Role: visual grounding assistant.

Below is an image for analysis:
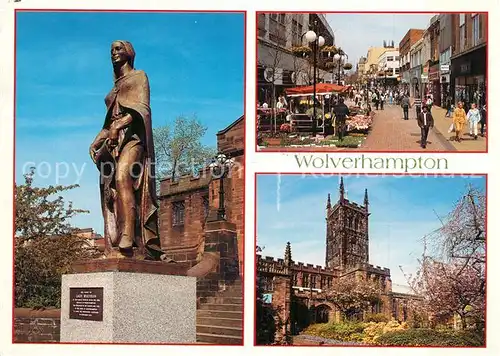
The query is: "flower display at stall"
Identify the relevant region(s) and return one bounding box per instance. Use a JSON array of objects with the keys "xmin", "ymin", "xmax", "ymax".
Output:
[
  {"xmin": 280, "ymin": 123, "xmax": 291, "ymax": 133},
  {"xmin": 346, "ymin": 114, "xmax": 373, "ymax": 131}
]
